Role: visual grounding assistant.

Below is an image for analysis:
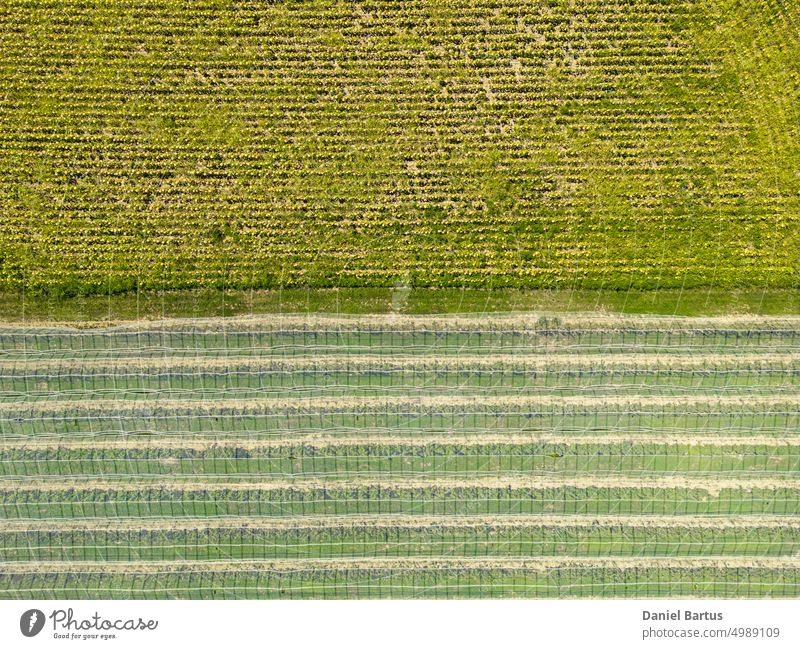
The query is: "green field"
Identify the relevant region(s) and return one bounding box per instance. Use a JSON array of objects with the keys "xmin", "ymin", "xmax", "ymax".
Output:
[
  {"xmin": 1, "ymin": 0, "xmax": 799, "ymax": 600},
  {"xmin": 1, "ymin": 313, "xmax": 799, "ymax": 598},
  {"xmin": 2, "ymin": 562, "xmax": 797, "ymax": 599},
  {"xmin": 1, "ymin": 0, "xmax": 799, "ymax": 296}
]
